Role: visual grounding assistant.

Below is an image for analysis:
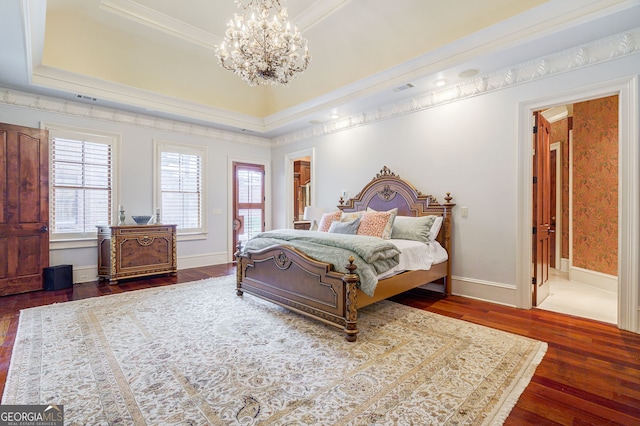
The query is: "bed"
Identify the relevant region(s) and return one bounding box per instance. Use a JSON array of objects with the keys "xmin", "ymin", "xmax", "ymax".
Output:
[{"xmin": 236, "ymin": 166, "xmax": 455, "ymax": 341}]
